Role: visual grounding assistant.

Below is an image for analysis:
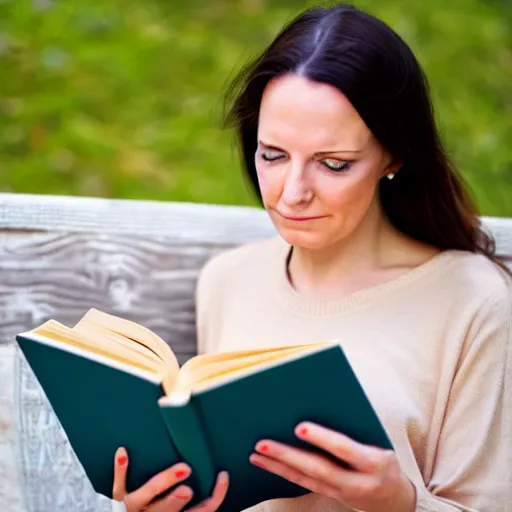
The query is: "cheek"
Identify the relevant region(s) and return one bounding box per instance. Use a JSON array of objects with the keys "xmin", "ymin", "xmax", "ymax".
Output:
[
  {"xmin": 322, "ymin": 172, "xmax": 377, "ymax": 214},
  {"xmin": 255, "ymin": 165, "xmax": 266, "ymax": 189},
  {"xmin": 256, "ymin": 166, "xmax": 279, "ymax": 202}
]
